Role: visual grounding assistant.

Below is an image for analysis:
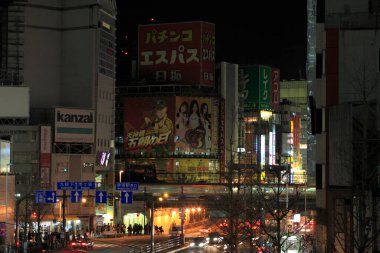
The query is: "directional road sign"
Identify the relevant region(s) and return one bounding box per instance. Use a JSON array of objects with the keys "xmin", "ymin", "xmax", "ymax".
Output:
[
  {"xmin": 45, "ymin": 191, "xmax": 57, "ymax": 203},
  {"xmin": 35, "ymin": 191, "xmax": 45, "ymax": 203},
  {"xmin": 121, "ymin": 191, "xmax": 133, "ymax": 204},
  {"xmin": 71, "ymin": 191, "xmax": 82, "ymax": 203},
  {"xmin": 95, "ymin": 191, "xmax": 107, "ymax": 204},
  {"xmin": 115, "ymin": 182, "xmax": 139, "ymax": 191},
  {"xmin": 57, "ymin": 181, "xmax": 95, "ymax": 190}
]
